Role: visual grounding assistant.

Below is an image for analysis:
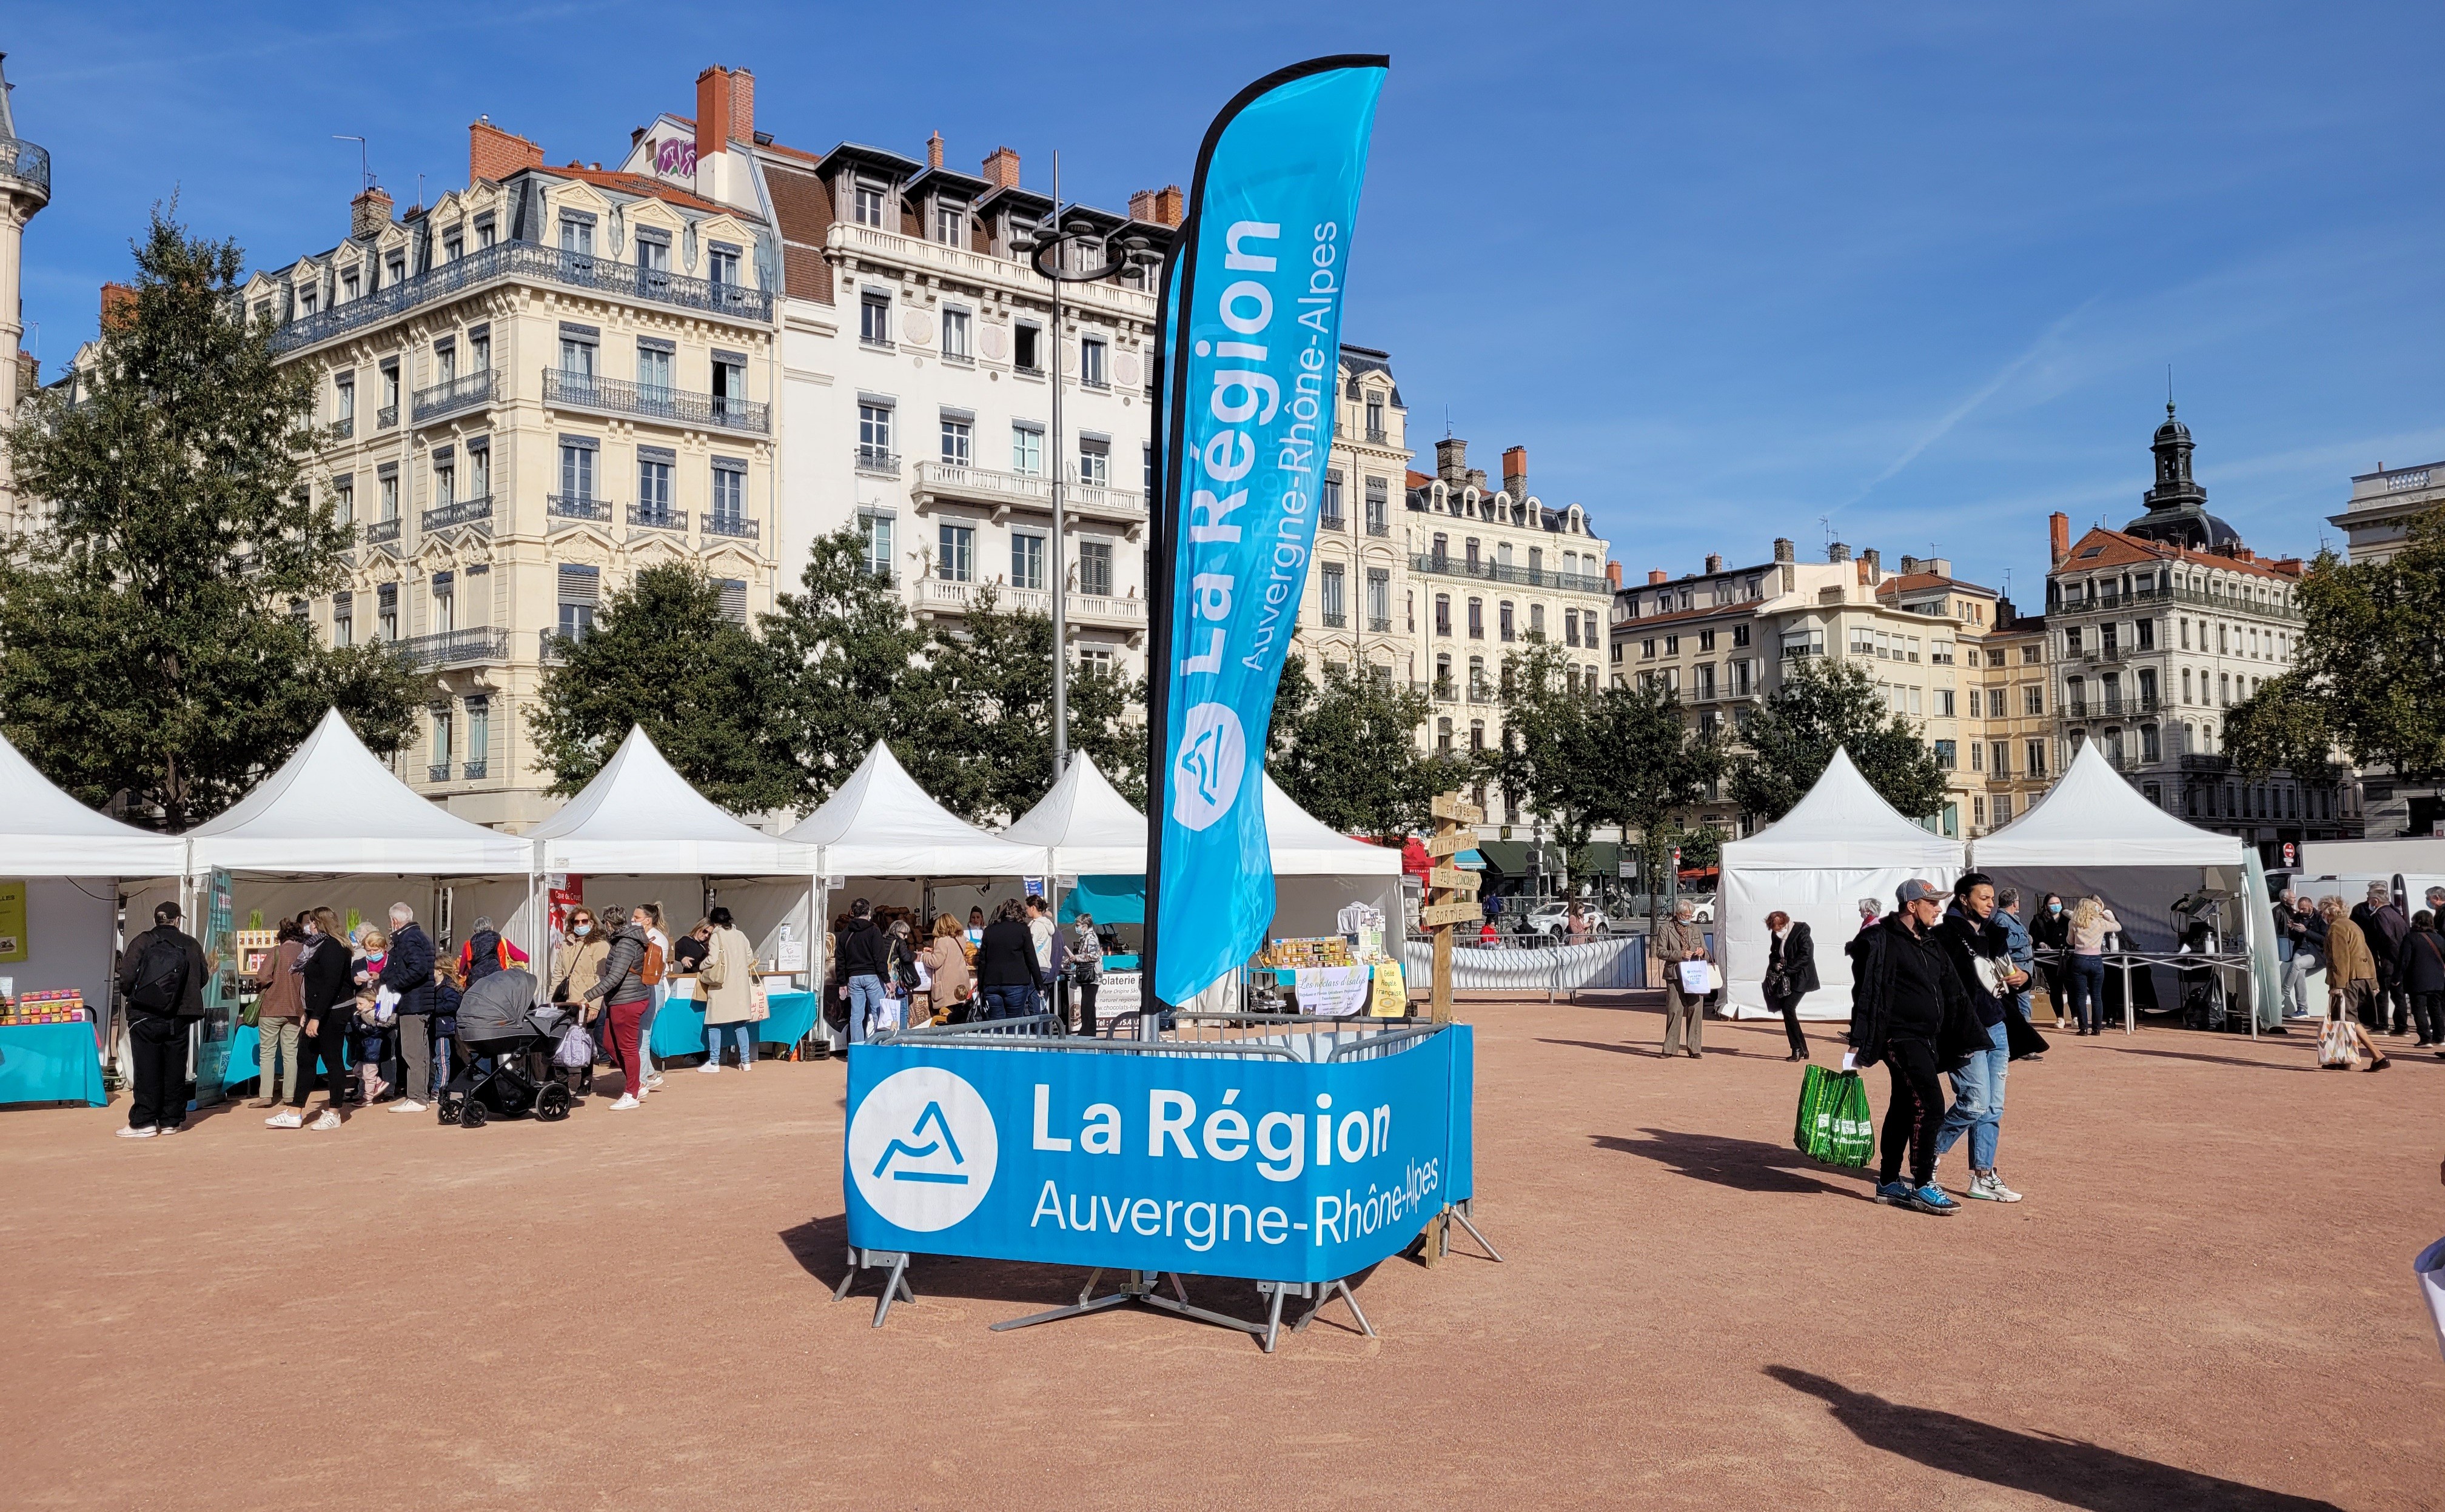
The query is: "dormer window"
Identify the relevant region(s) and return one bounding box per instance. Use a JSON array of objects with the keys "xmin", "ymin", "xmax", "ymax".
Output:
[
  {"xmin": 342, "ymin": 269, "xmax": 360, "ymax": 301},
  {"xmin": 475, "ymin": 214, "xmax": 497, "ymax": 249},
  {"xmin": 935, "ymin": 202, "xmax": 966, "ymax": 246},
  {"xmin": 442, "ymin": 231, "xmax": 463, "ymax": 263},
  {"xmin": 298, "ymin": 283, "xmax": 318, "ymax": 316},
  {"xmin": 854, "ymin": 181, "xmax": 887, "ymax": 228},
  {"xmin": 384, "ymin": 251, "xmax": 405, "ymax": 286},
  {"xmin": 1365, "ymin": 396, "xmax": 1384, "ymax": 440}
]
